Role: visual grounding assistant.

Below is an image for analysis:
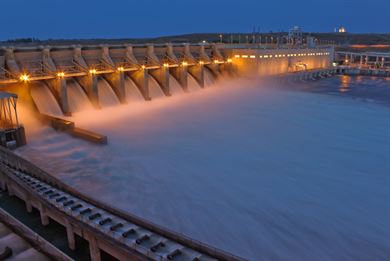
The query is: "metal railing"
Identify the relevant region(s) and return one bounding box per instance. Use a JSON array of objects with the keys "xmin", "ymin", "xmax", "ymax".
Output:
[
  {"xmin": 0, "ymin": 208, "xmax": 73, "ymax": 261},
  {"xmin": 0, "ymin": 67, "xmax": 15, "ymax": 80},
  {"xmin": 18, "ymin": 59, "xmax": 54, "ymax": 78}
]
